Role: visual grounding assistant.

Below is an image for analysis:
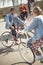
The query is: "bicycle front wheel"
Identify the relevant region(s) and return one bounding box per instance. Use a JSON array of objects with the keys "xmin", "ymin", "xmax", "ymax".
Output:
[
  {"xmin": 1, "ymin": 31, "xmax": 14, "ymax": 47},
  {"xmin": 18, "ymin": 42, "xmax": 35, "ymax": 64}
]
